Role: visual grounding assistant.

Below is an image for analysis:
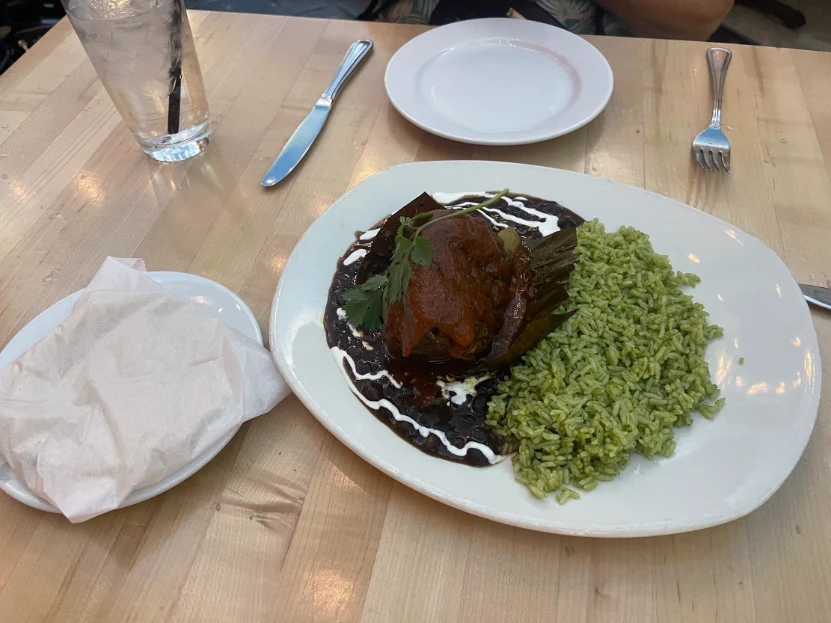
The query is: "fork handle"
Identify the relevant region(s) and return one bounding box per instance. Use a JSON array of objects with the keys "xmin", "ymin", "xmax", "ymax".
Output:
[{"xmin": 707, "ymin": 47, "xmax": 731, "ymax": 129}]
